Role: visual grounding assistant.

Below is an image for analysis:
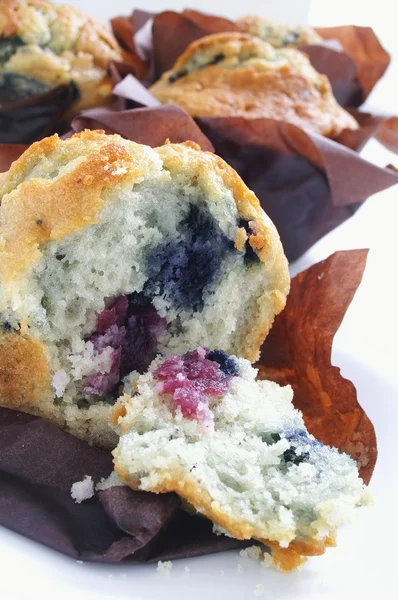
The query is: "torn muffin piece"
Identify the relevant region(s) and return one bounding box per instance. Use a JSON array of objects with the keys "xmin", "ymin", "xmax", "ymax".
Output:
[
  {"xmin": 236, "ymin": 16, "xmax": 323, "ymax": 49},
  {"xmin": 149, "ymin": 32, "xmax": 358, "ymax": 137},
  {"xmin": 0, "ymin": 130, "xmax": 289, "ymax": 447},
  {"xmin": 113, "ymin": 348, "xmax": 369, "ymax": 571},
  {"xmin": 0, "ymin": 0, "xmax": 123, "ymax": 114}
]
